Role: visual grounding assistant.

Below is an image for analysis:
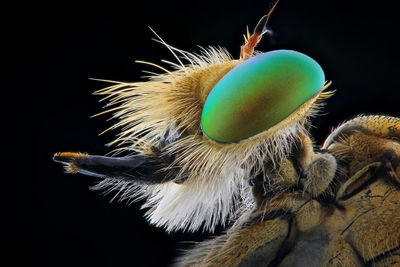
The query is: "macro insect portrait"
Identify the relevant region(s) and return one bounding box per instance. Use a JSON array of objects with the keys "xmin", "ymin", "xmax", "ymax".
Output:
[{"xmin": 8, "ymin": 0, "xmax": 400, "ymax": 266}]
